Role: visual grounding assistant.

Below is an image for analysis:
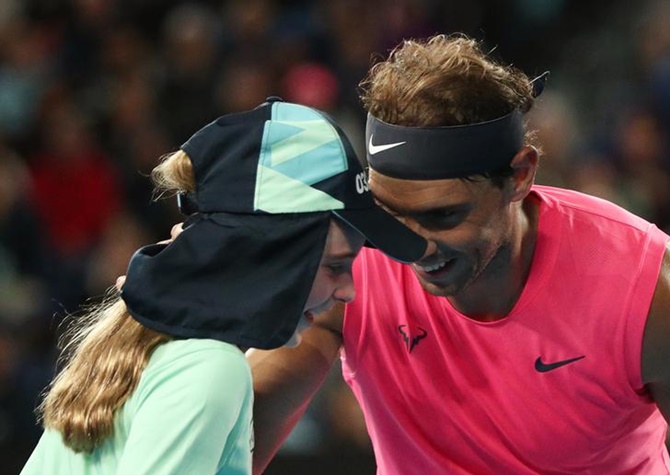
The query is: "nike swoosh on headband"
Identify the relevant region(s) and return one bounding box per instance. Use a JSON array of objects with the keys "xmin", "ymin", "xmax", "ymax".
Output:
[{"xmin": 368, "ymin": 135, "xmax": 407, "ymax": 155}]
